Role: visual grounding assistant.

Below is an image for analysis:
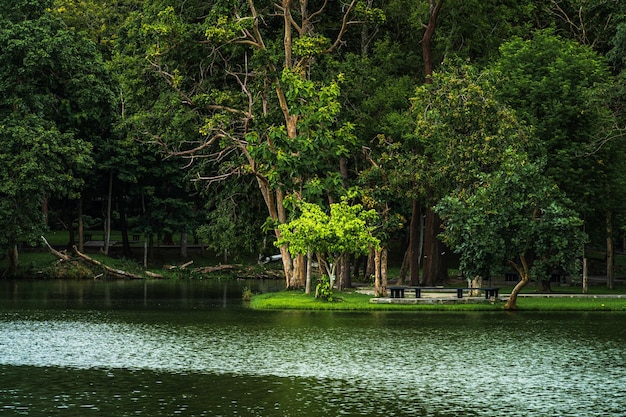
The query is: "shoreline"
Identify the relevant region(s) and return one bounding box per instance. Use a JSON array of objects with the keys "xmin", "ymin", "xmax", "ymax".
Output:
[{"xmin": 251, "ymin": 289, "xmax": 626, "ymax": 311}]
